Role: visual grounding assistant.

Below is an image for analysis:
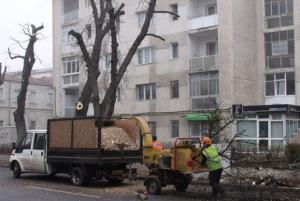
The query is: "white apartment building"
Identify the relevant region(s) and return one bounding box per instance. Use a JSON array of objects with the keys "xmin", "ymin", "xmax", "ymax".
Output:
[
  {"xmin": 53, "ymin": 0, "xmax": 300, "ymax": 151},
  {"xmin": 0, "ymin": 70, "xmax": 54, "ymax": 129}
]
